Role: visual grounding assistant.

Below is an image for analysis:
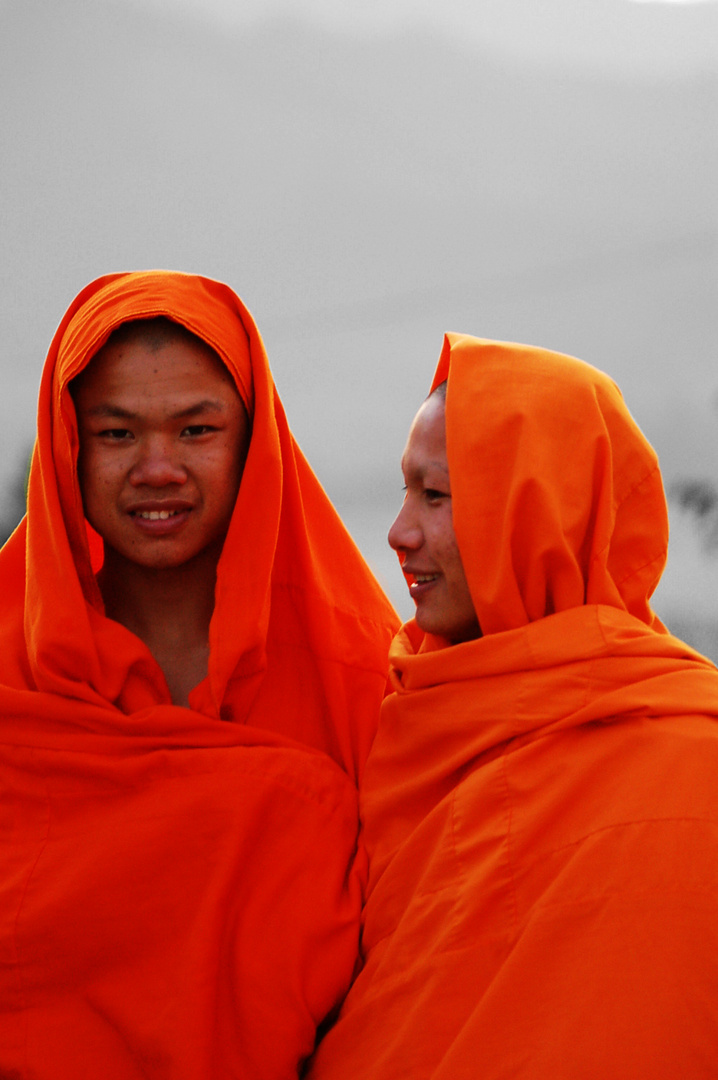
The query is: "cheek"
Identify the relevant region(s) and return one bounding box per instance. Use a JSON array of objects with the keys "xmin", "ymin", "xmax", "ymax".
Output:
[
  {"xmin": 437, "ymin": 525, "xmax": 472, "ymax": 598},
  {"xmin": 77, "ymin": 450, "xmax": 120, "ymax": 514},
  {"xmin": 431, "ymin": 507, "xmax": 462, "ymax": 565},
  {"xmin": 203, "ymin": 444, "xmax": 245, "ymax": 510}
]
